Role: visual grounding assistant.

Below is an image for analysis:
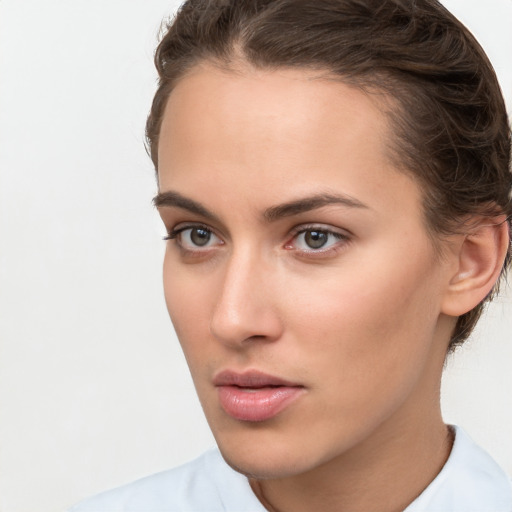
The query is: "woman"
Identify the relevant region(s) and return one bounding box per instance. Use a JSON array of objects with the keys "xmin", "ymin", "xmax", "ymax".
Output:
[{"xmin": 70, "ymin": 0, "xmax": 512, "ymax": 510}]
